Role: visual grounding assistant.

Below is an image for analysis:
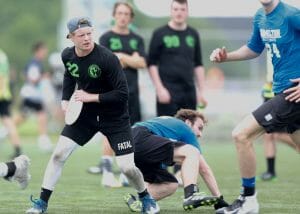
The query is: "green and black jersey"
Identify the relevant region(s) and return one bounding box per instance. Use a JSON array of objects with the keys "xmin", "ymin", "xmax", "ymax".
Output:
[
  {"xmin": 100, "ymin": 31, "xmax": 146, "ymax": 93},
  {"xmin": 148, "ymin": 25, "xmax": 203, "ymax": 91}
]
